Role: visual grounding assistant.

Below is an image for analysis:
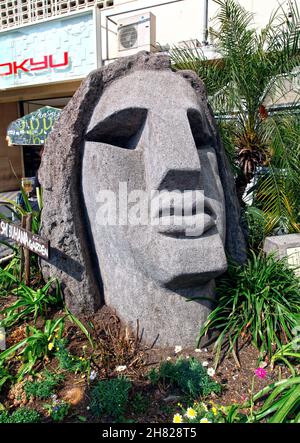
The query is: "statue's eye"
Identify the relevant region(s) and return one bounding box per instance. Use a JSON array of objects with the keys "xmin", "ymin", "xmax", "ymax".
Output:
[
  {"xmin": 85, "ymin": 107, "xmax": 148, "ymax": 149},
  {"xmin": 187, "ymin": 108, "xmax": 214, "ymax": 149}
]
